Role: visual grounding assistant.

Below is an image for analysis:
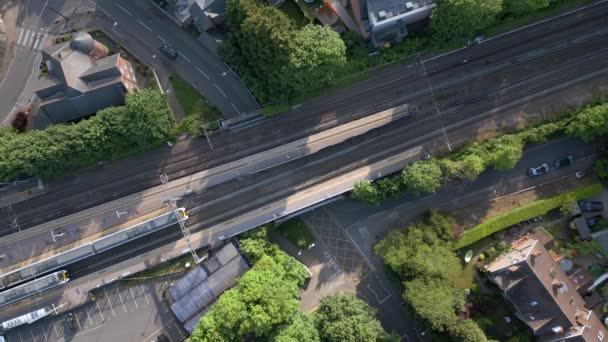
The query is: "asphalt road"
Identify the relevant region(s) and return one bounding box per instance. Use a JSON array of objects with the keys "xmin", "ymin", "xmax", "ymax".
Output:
[
  {"xmin": 93, "ymin": 0, "xmax": 259, "ymax": 117},
  {"xmin": 2, "ymin": 1, "xmax": 607, "ymax": 237}
]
